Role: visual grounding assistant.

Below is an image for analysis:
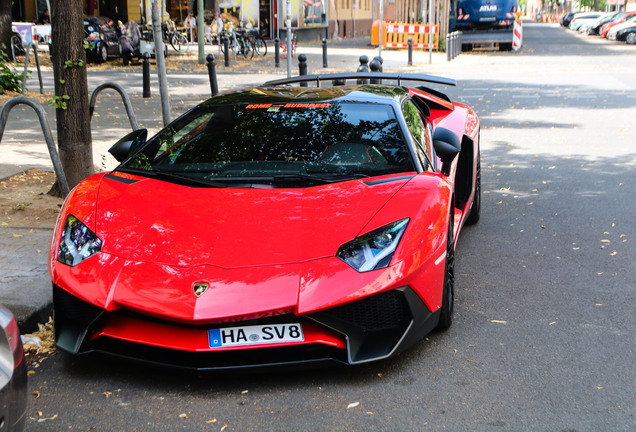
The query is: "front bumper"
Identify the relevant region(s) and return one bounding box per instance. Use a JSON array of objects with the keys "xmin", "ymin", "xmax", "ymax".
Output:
[{"xmin": 54, "ymin": 284, "xmax": 438, "ymax": 370}]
